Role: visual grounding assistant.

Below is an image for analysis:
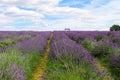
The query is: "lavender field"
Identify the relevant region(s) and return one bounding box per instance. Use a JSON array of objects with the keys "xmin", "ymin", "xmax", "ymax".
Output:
[{"xmin": 0, "ymin": 31, "xmax": 120, "ymax": 80}]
